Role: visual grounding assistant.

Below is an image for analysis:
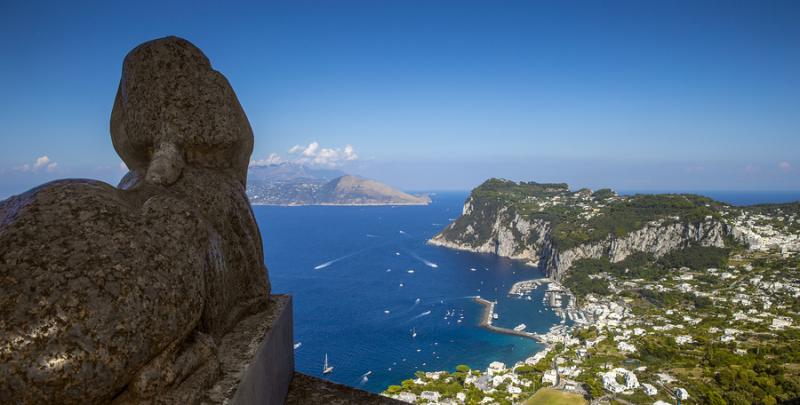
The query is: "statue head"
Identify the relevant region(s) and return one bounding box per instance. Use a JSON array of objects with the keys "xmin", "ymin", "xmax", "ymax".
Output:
[{"xmin": 110, "ymin": 36, "xmax": 253, "ymax": 187}]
